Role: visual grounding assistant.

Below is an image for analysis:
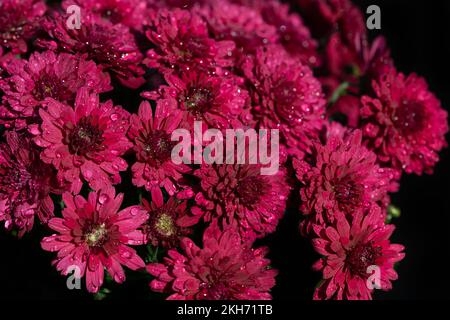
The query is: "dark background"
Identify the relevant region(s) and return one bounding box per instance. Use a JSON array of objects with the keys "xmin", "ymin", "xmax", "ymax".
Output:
[{"xmin": 1, "ymin": 0, "xmax": 449, "ymax": 300}]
